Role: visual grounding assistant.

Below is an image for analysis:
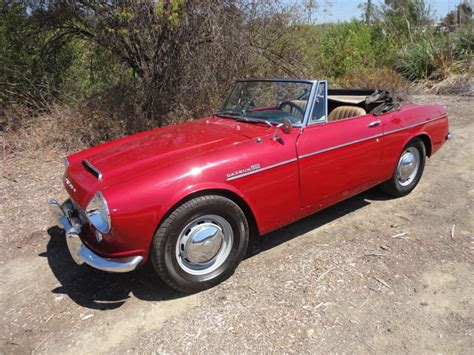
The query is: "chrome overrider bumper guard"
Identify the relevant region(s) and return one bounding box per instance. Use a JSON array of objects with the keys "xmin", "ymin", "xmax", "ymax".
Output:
[{"xmin": 48, "ymin": 199, "xmax": 143, "ymax": 273}]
